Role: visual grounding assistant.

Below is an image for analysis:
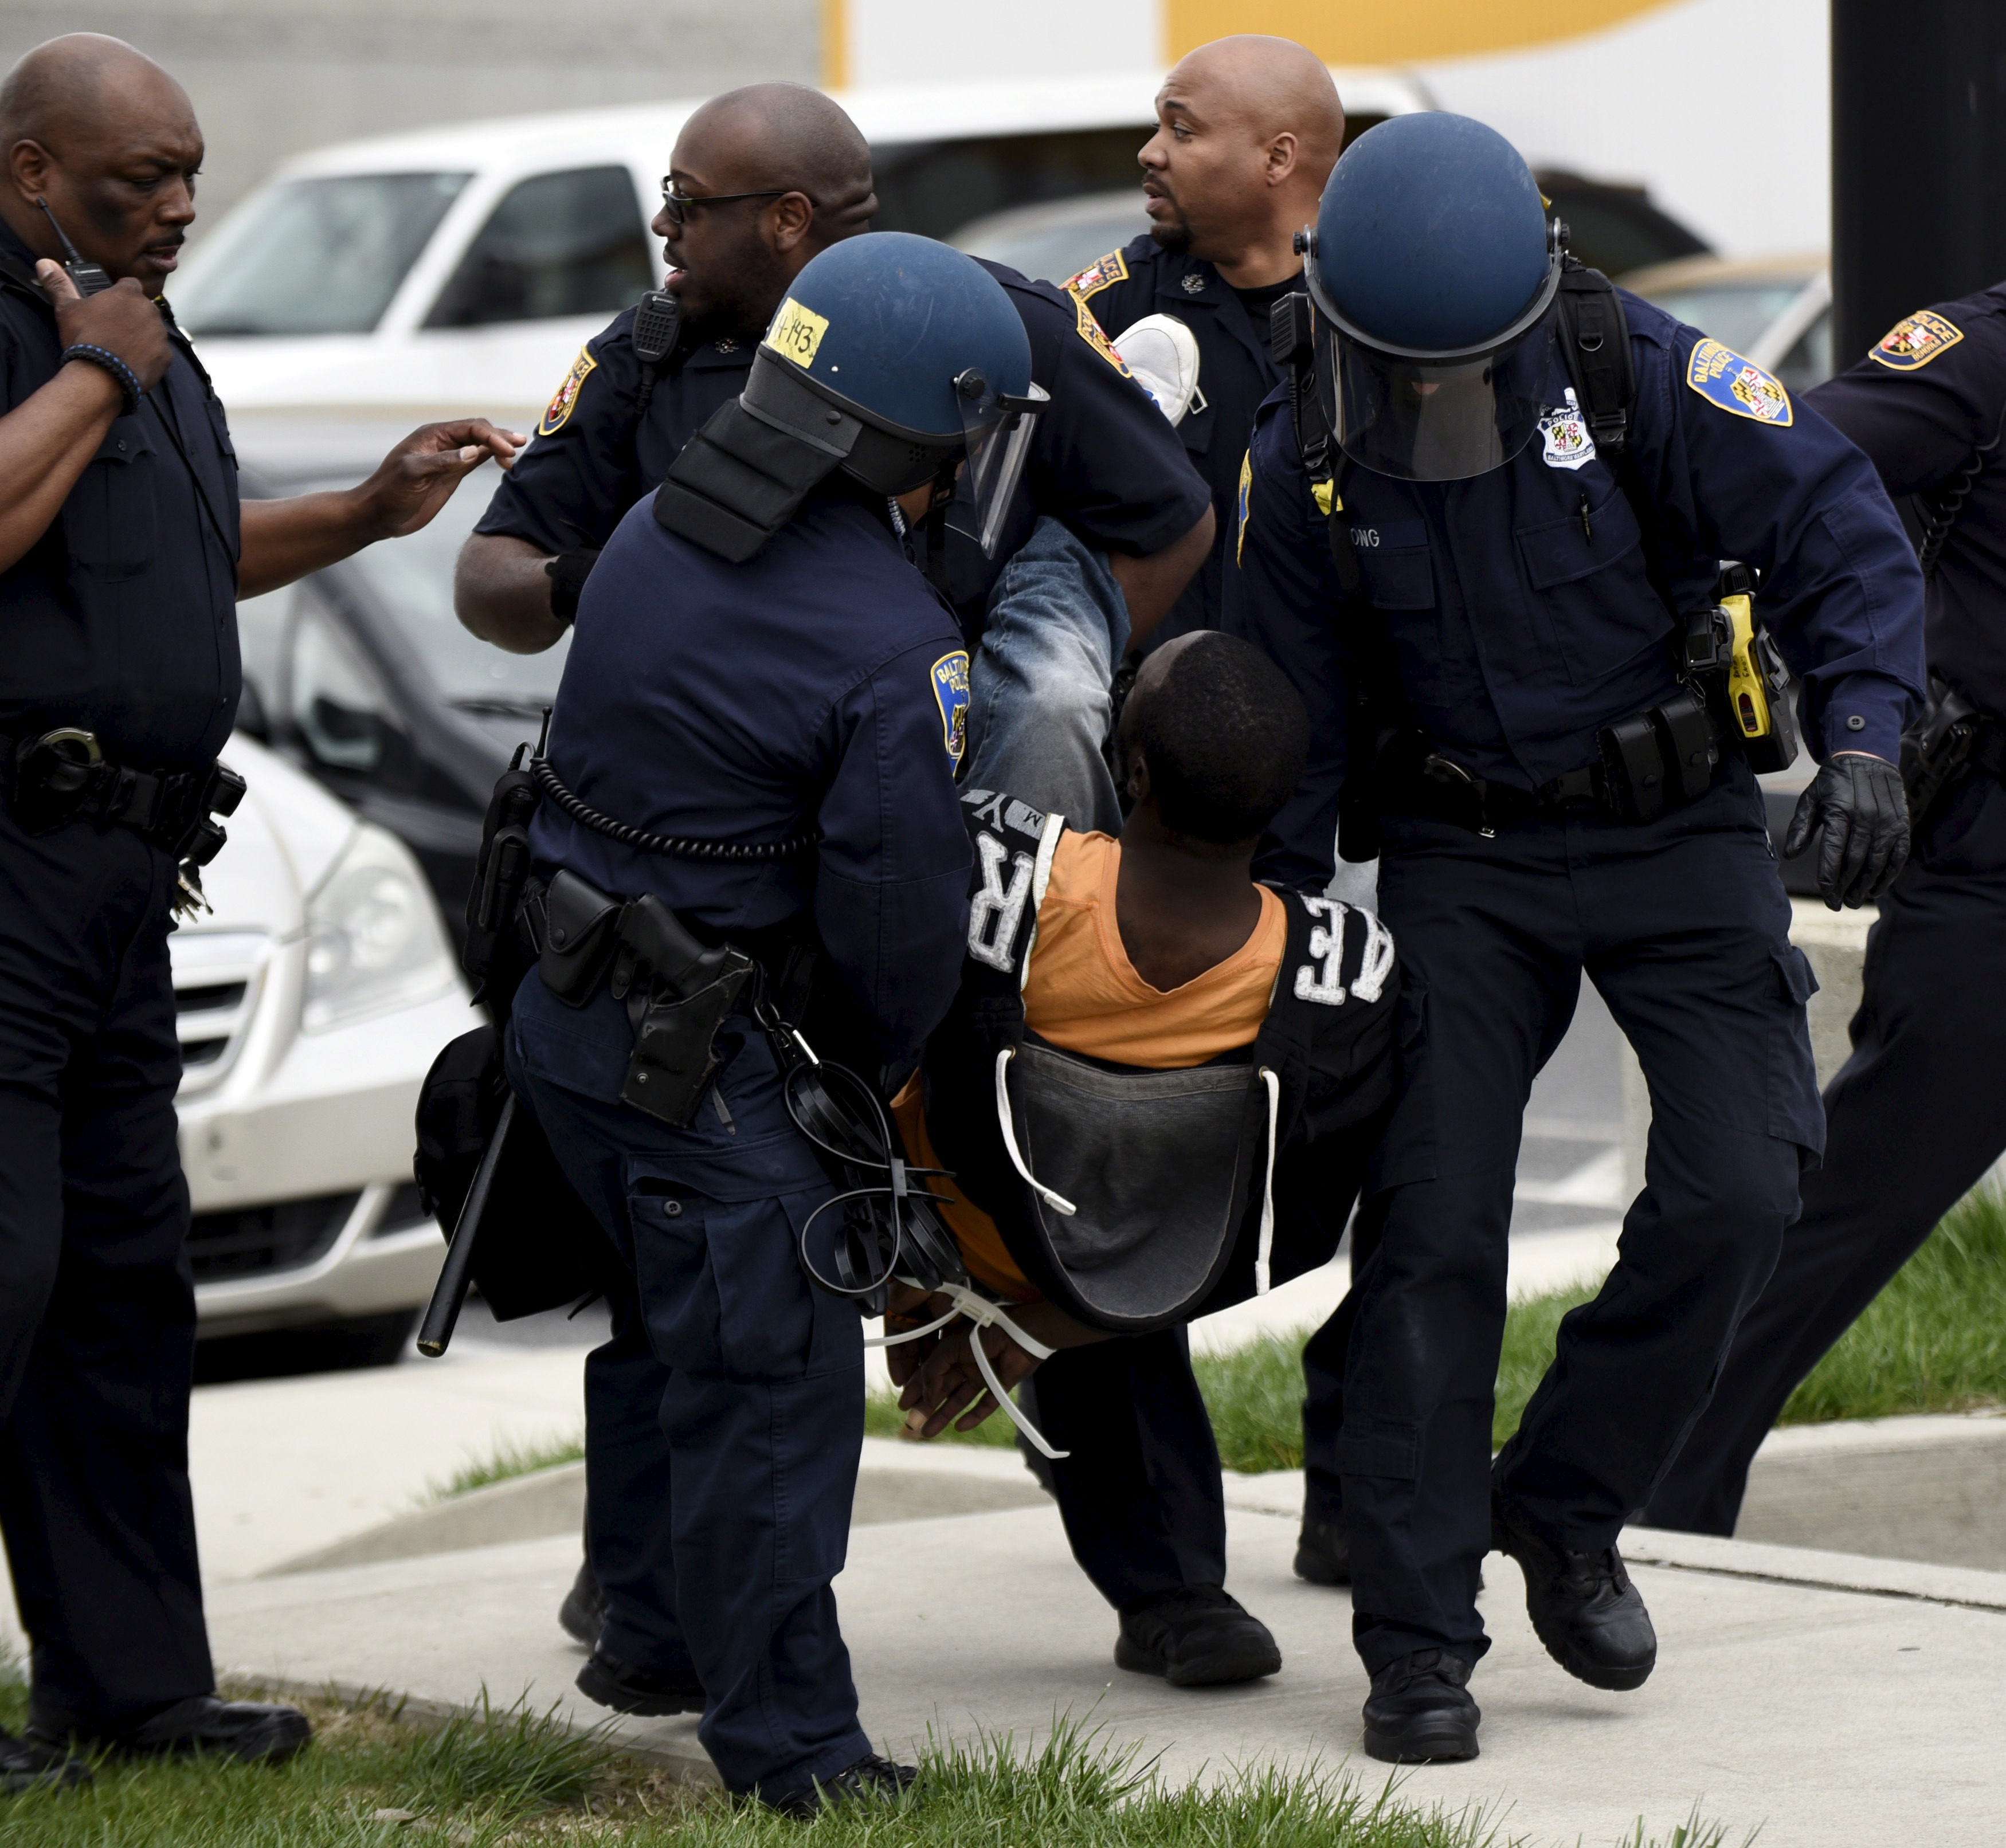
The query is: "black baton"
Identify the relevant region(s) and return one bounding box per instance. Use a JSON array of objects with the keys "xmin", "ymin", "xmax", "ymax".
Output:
[{"xmin": 417, "ymin": 1091, "xmax": 515, "ymax": 1357}]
